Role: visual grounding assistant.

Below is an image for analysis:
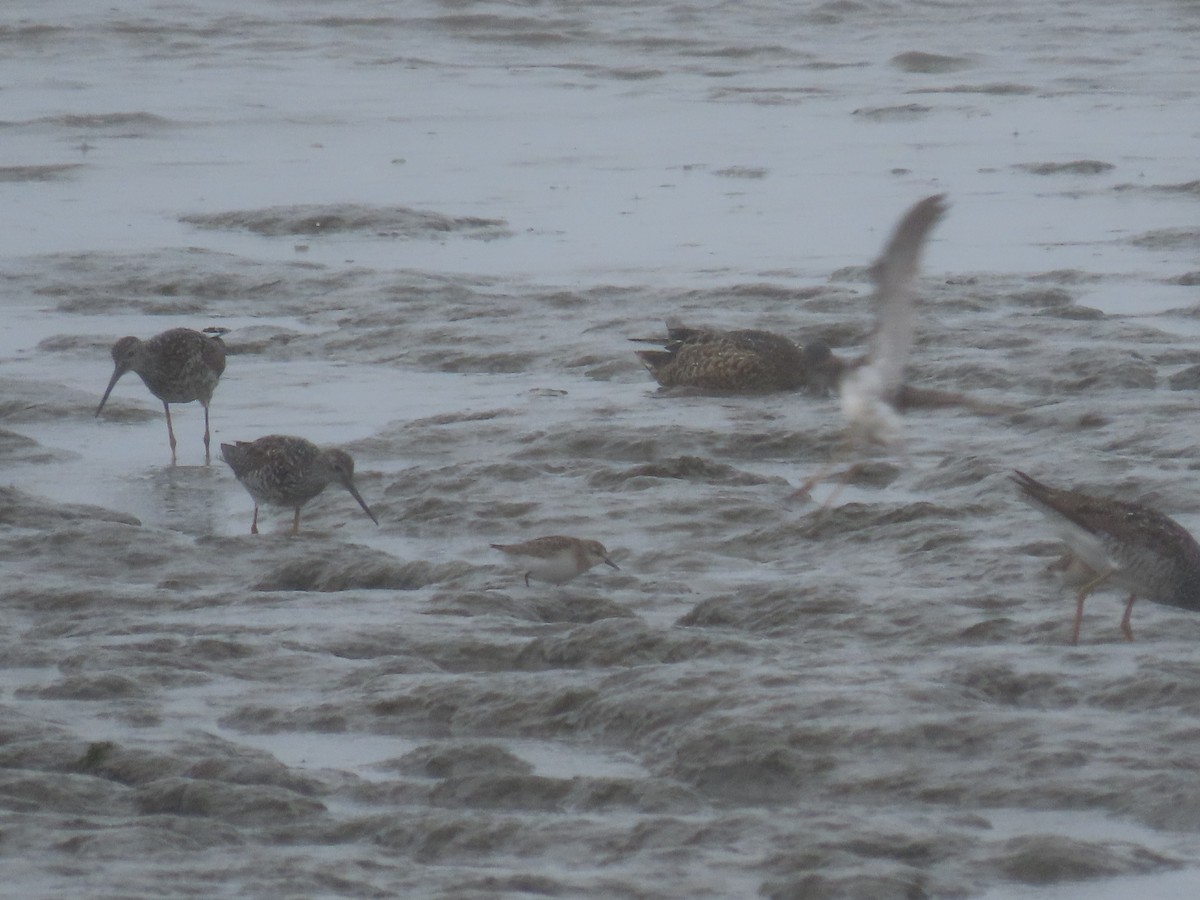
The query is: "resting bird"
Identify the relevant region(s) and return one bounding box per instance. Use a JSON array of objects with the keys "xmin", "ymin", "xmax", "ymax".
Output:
[
  {"xmin": 633, "ymin": 319, "xmax": 991, "ymax": 415},
  {"xmin": 633, "ymin": 323, "xmax": 839, "ymax": 394},
  {"xmin": 632, "ymin": 197, "xmax": 1003, "ymax": 430}
]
